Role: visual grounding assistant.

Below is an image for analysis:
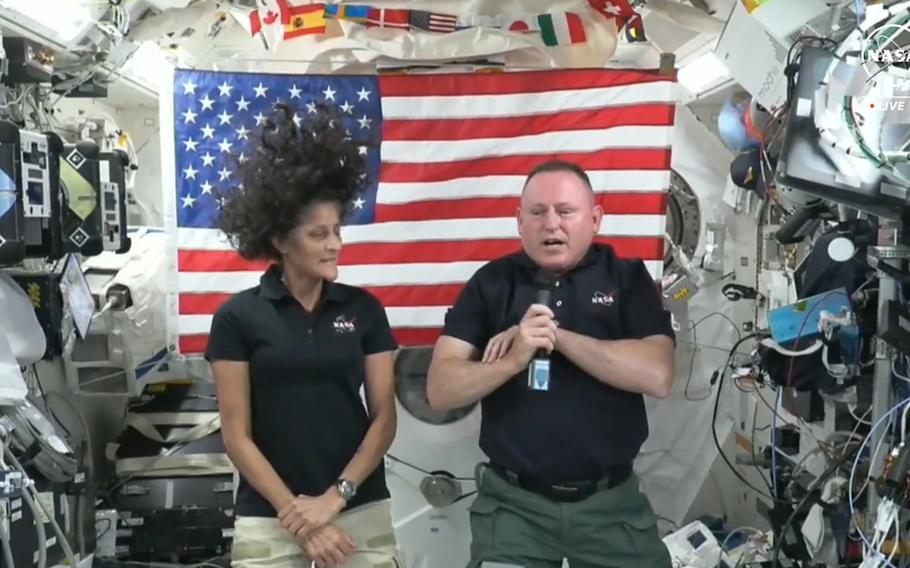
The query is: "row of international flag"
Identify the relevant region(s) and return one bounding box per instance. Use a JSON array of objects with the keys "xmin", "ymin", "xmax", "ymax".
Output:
[{"xmin": 229, "ymin": 0, "xmax": 644, "ymax": 50}]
